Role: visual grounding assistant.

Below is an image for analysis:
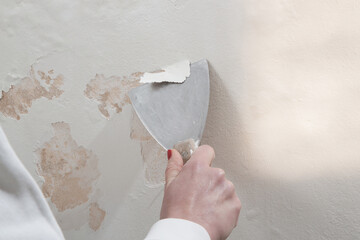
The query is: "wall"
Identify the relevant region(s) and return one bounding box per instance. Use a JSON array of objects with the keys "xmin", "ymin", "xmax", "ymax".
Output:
[{"xmin": 1, "ymin": 0, "xmax": 360, "ymax": 239}]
